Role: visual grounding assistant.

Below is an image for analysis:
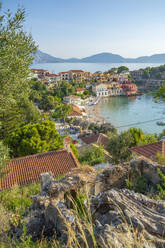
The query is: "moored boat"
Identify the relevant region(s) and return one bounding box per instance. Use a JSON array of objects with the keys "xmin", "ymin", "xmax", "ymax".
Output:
[{"xmin": 156, "ymin": 121, "xmax": 165, "ymax": 126}]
